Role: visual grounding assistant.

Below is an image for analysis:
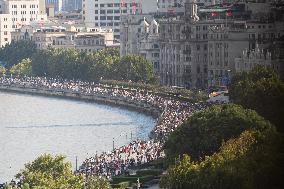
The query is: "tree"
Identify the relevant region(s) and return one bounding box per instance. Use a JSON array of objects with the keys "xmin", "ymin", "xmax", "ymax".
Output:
[
  {"xmin": 229, "ymin": 66, "xmax": 284, "ymax": 132},
  {"xmin": 22, "ymin": 183, "xmax": 30, "ymax": 189},
  {"xmin": 31, "ymin": 50, "xmax": 51, "ymax": 77},
  {"xmin": 10, "ymin": 58, "xmax": 32, "ymax": 76},
  {"xmin": 84, "ymin": 176, "xmax": 111, "ymax": 189},
  {"xmin": 0, "ymin": 40, "xmax": 37, "ymax": 68},
  {"xmin": 113, "ymin": 55, "xmax": 155, "ymax": 83},
  {"xmin": 0, "ymin": 66, "xmax": 6, "ymax": 77},
  {"xmin": 16, "ymin": 154, "xmax": 84, "ymax": 189},
  {"xmin": 160, "ymin": 126, "xmax": 284, "ymax": 189},
  {"xmin": 87, "ymin": 48, "xmax": 120, "ymax": 82},
  {"xmin": 16, "ymin": 154, "xmax": 112, "ymax": 189},
  {"xmin": 164, "ymin": 104, "xmax": 274, "ymax": 161}
]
